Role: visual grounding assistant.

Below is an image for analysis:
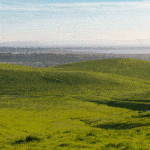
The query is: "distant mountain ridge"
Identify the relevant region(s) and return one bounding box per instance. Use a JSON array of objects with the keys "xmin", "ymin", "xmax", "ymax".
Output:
[
  {"xmin": 0, "ymin": 41, "xmax": 86, "ymax": 48},
  {"xmin": 0, "ymin": 41, "xmax": 48, "ymax": 48},
  {"xmin": 1, "ymin": 41, "xmax": 150, "ymax": 49}
]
